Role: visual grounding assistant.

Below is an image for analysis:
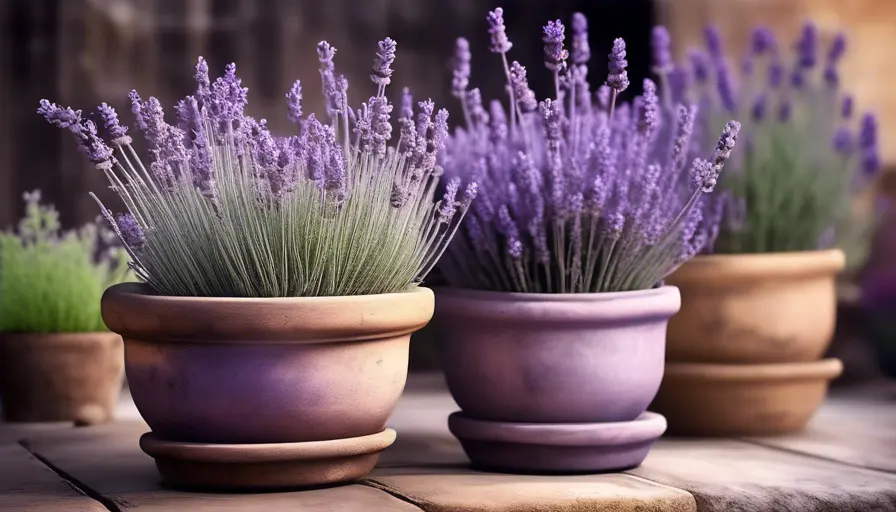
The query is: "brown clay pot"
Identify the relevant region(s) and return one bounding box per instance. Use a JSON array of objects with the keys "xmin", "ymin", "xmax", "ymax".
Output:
[
  {"xmin": 652, "ymin": 359, "xmax": 843, "ymax": 436},
  {"xmin": 665, "ymin": 250, "xmax": 845, "ymax": 364},
  {"xmin": 0, "ymin": 332, "xmax": 124, "ymax": 424},
  {"xmin": 101, "ymin": 283, "xmax": 433, "ymax": 489}
]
